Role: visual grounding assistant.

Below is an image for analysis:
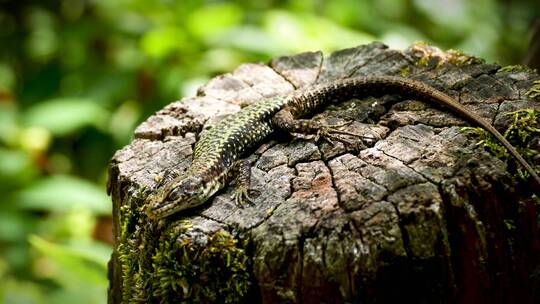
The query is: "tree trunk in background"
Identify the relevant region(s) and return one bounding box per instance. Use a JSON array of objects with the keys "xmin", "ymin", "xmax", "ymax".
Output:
[{"xmin": 107, "ymin": 42, "xmax": 540, "ymax": 303}]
